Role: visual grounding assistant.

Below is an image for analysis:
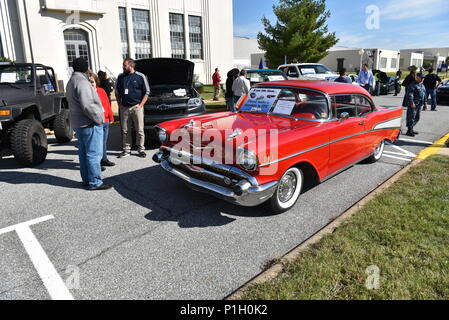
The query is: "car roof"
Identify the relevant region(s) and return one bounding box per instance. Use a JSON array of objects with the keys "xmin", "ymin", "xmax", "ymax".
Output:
[
  {"xmin": 256, "ymin": 80, "xmax": 371, "ymax": 96},
  {"xmin": 246, "ymin": 69, "xmax": 282, "ymax": 72},
  {"xmin": 279, "ymin": 63, "xmax": 325, "ymax": 67}
]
